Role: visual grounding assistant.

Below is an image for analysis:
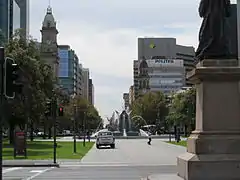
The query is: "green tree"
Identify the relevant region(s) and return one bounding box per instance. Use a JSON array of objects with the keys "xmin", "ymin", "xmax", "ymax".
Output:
[
  {"xmin": 4, "ymin": 29, "xmax": 54, "ymax": 142},
  {"xmin": 131, "ymin": 91, "xmax": 168, "ymax": 129},
  {"xmin": 65, "ymin": 96, "xmax": 103, "ymax": 132},
  {"xmin": 166, "ymin": 88, "xmax": 196, "ymax": 136}
]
